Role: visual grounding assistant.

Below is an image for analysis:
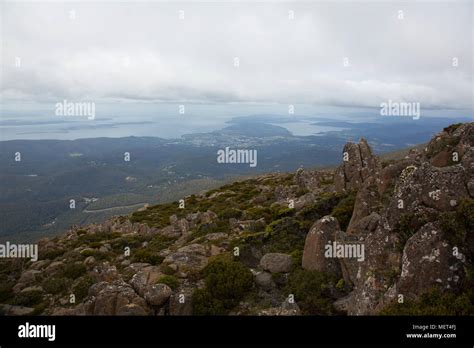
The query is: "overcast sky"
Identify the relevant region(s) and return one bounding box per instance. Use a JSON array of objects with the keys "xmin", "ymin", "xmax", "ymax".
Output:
[{"xmin": 1, "ymin": 1, "xmax": 473, "ymax": 112}]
